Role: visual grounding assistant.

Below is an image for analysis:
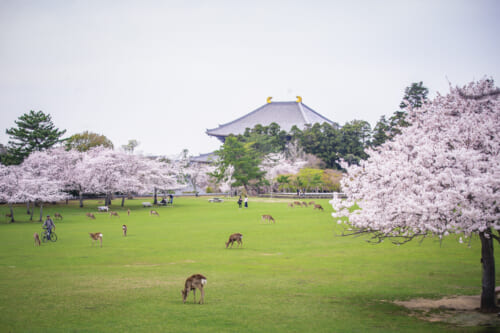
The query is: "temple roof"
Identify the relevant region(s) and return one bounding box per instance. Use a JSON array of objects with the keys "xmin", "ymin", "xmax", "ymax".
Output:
[{"xmin": 206, "ymin": 100, "xmax": 335, "ymax": 141}]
